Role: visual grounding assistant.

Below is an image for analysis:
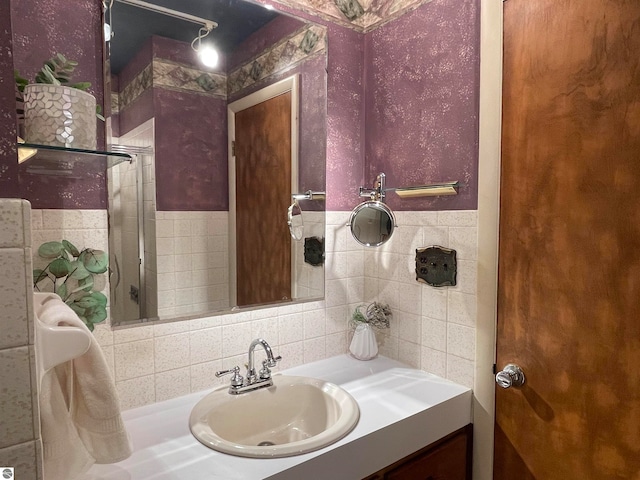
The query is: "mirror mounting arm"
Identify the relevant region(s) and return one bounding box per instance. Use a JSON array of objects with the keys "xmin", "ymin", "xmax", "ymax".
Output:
[{"xmin": 359, "ymin": 173, "xmax": 387, "ymax": 202}]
